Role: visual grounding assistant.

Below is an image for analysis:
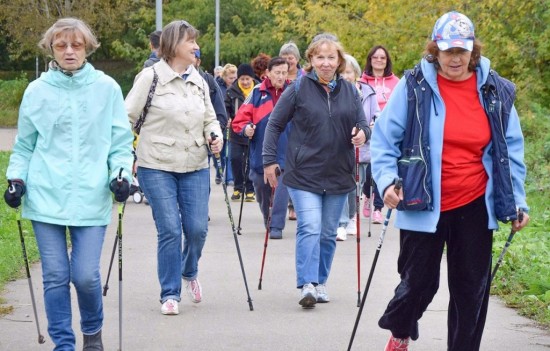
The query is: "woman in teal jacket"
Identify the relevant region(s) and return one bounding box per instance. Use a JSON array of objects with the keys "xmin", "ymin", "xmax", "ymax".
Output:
[
  {"xmin": 4, "ymin": 18, "xmax": 133, "ymax": 350},
  {"xmin": 371, "ymin": 12, "xmax": 529, "ymax": 351}
]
